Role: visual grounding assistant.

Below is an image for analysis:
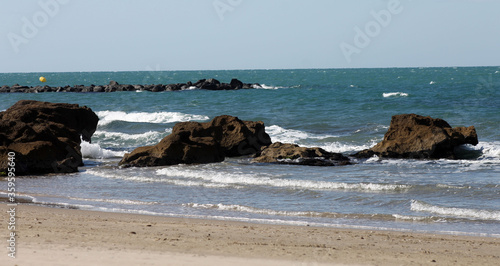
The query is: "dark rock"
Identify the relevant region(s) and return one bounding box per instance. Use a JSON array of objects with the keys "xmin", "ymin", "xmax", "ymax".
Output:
[
  {"xmin": 151, "ymin": 84, "xmax": 165, "ymax": 92},
  {"xmin": 0, "ymin": 78, "xmax": 259, "ymax": 93},
  {"xmin": 121, "ymin": 84, "xmax": 134, "ymax": 91},
  {"xmin": 119, "ymin": 115, "xmax": 272, "ymax": 167},
  {"xmin": 118, "ymin": 131, "xmax": 225, "ymax": 167},
  {"xmin": 198, "ymin": 78, "xmax": 221, "ymax": 90},
  {"xmin": 201, "ymin": 115, "xmax": 272, "ymax": 156},
  {"xmin": 93, "ymin": 86, "xmax": 104, "ymax": 92},
  {"xmin": 0, "ymin": 100, "xmax": 99, "ymax": 175},
  {"xmin": 243, "ymin": 83, "xmax": 259, "ymax": 89},
  {"xmin": 0, "ymin": 85, "xmax": 10, "ymax": 93},
  {"xmin": 230, "ymin": 79, "xmax": 244, "ymax": 89},
  {"xmin": 194, "ymin": 79, "xmax": 206, "ymax": 87},
  {"xmin": 354, "ymin": 114, "xmax": 478, "ymax": 159},
  {"xmin": 219, "ymin": 83, "xmax": 232, "ymax": 90},
  {"xmin": 253, "ymin": 142, "xmax": 351, "ymax": 166},
  {"xmin": 105, "ymin": 86, "xmax": 116, "ymax": 92}
]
